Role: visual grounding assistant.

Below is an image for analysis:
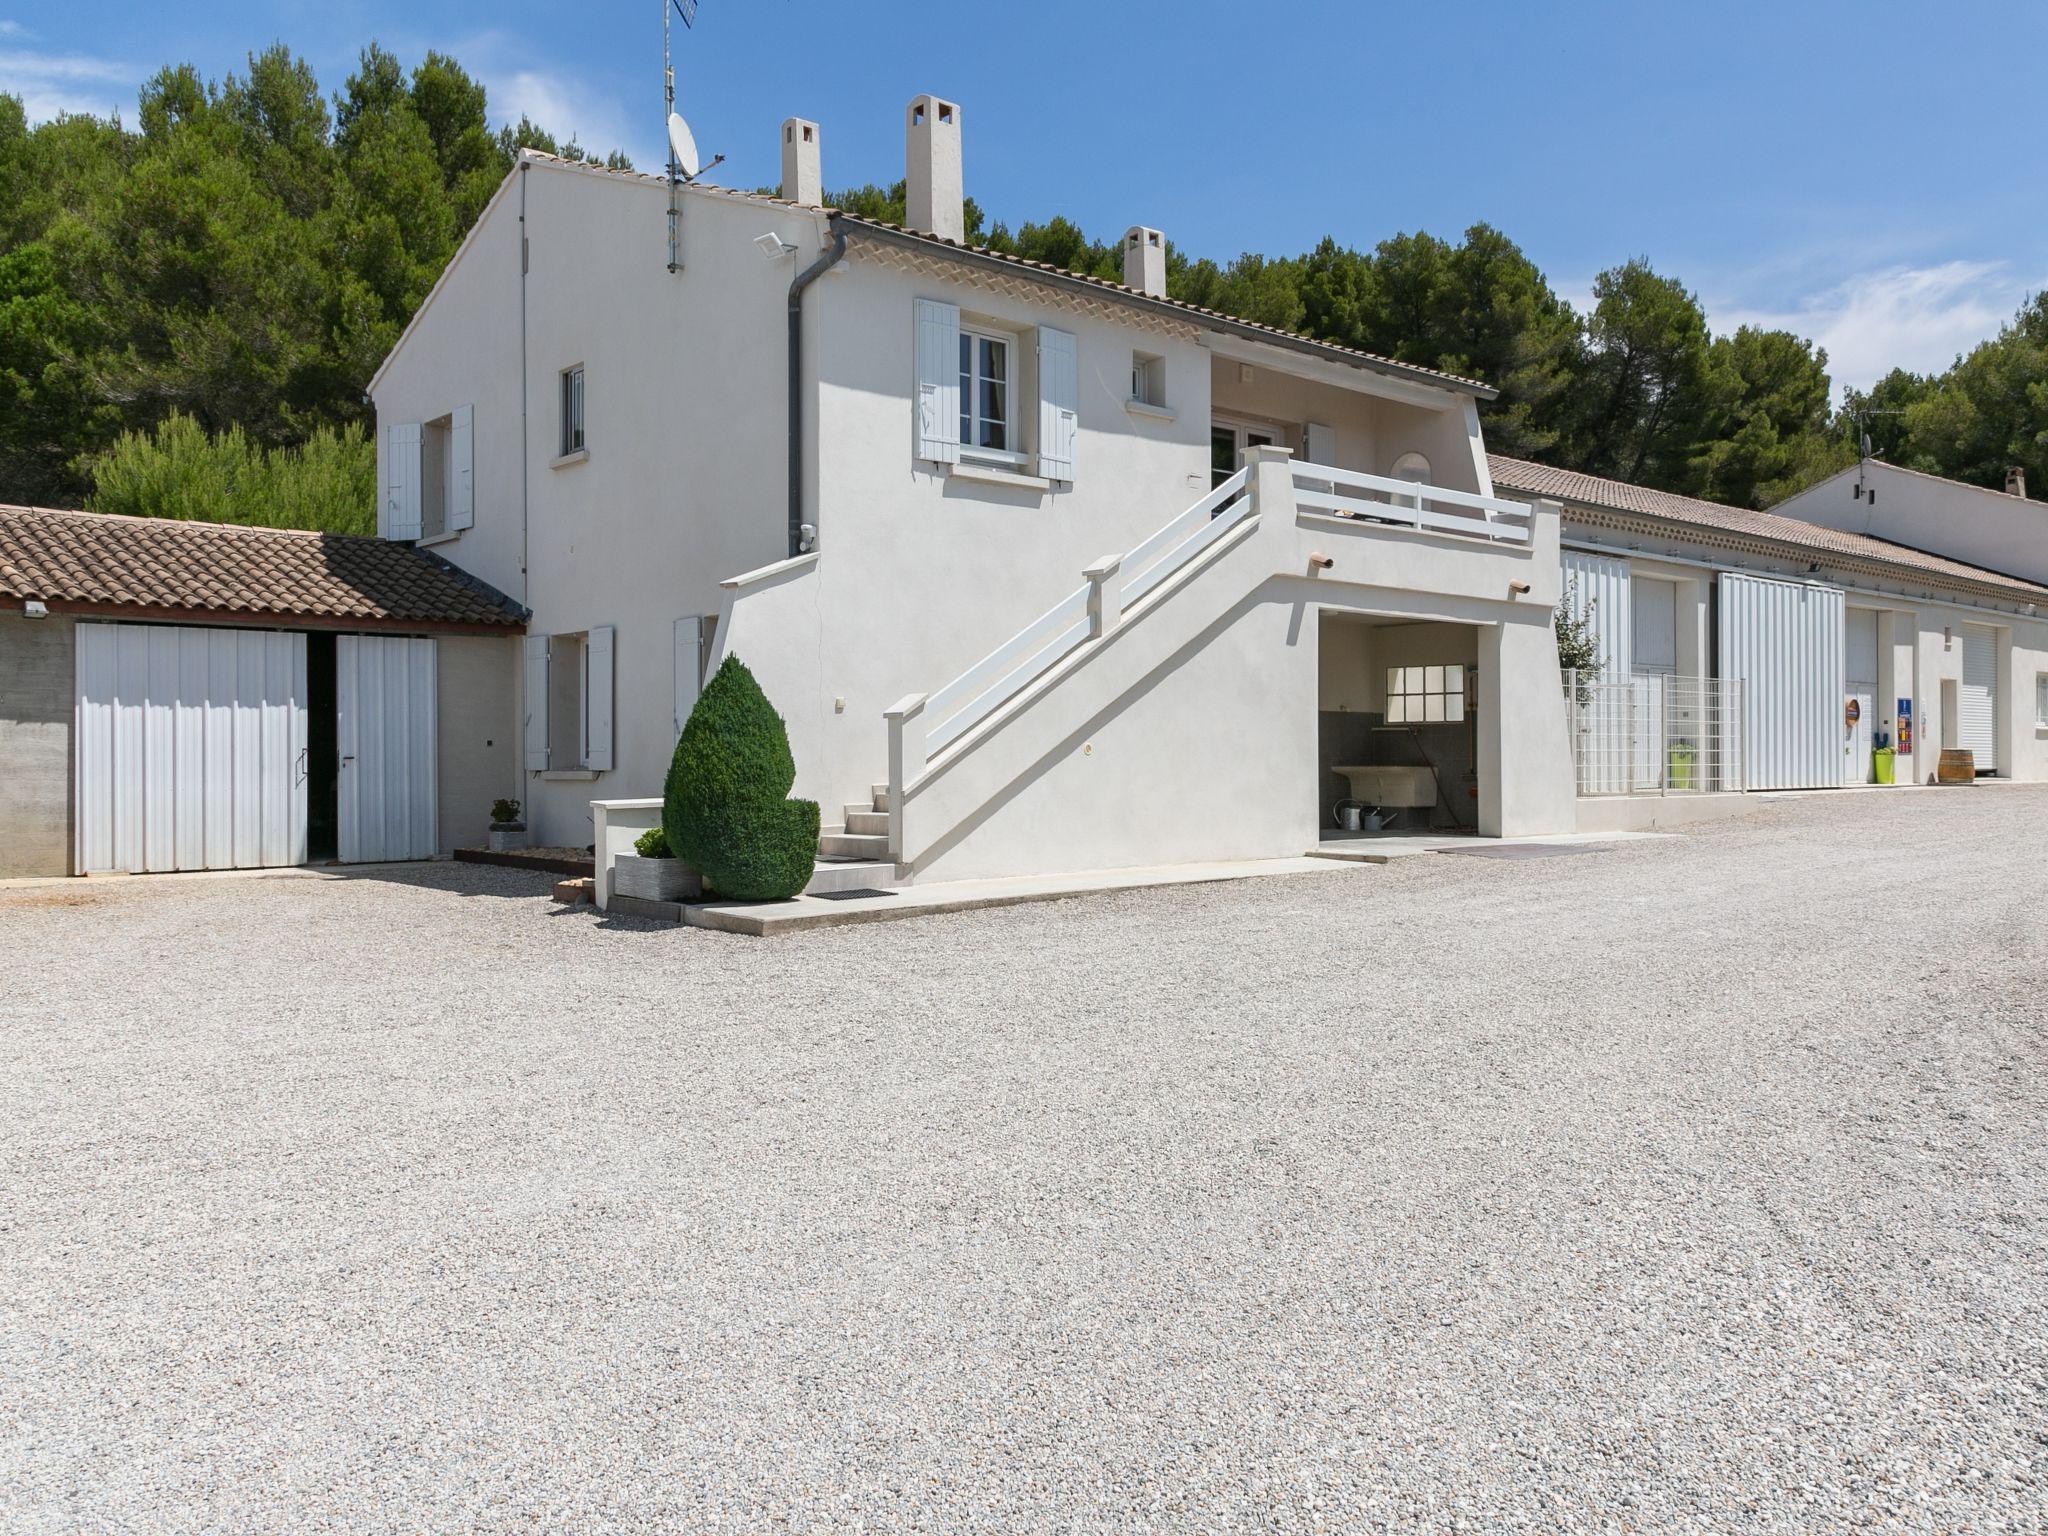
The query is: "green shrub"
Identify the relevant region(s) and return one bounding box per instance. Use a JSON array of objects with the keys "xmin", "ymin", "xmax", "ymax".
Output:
[
  {"xmin": 663, "ymin": 655, "xmax": 820, "ymax": 900},
  {"xmin": 633, "ymin": 826, "xmax": 671, "ymax": 858},
  {"xmin": 490, "ymin": 798, "xmax": 522, "ymax": 825}
]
